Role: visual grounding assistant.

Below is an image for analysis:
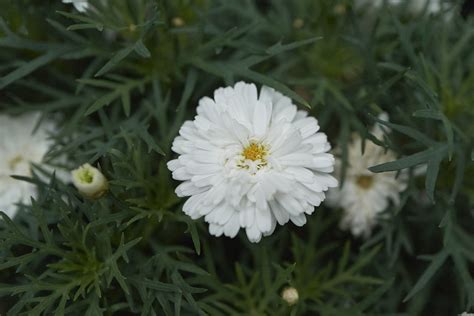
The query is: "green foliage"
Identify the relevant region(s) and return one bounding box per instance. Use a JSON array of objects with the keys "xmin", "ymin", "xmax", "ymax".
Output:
[{"xmin": 0, "ymin": 0, "xmax": 473, "ymax": 315}]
